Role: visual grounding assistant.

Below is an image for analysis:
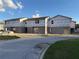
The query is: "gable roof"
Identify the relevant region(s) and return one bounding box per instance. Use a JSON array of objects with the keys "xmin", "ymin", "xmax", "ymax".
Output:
[
  {"xmin": 22, "ymin": 16, "xmax": 49, "ymax": 22},
  {"xmin": 72, "ymin": 21, "xmax": 76, "ymax": 23},
  {"xmin": 52, "ymin": 15, "xmax": 72, "ymax": 19},
  {"xmin": 5, "ymin": 16, "xmax": 49, "ymax": 22},
  {"xmin": 5, "ymin": 17, "xmax": 25, "ymax": 22},
  {"xmin": 27, "ymin": 16, "xmax": 49, "ymax": 20}
]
